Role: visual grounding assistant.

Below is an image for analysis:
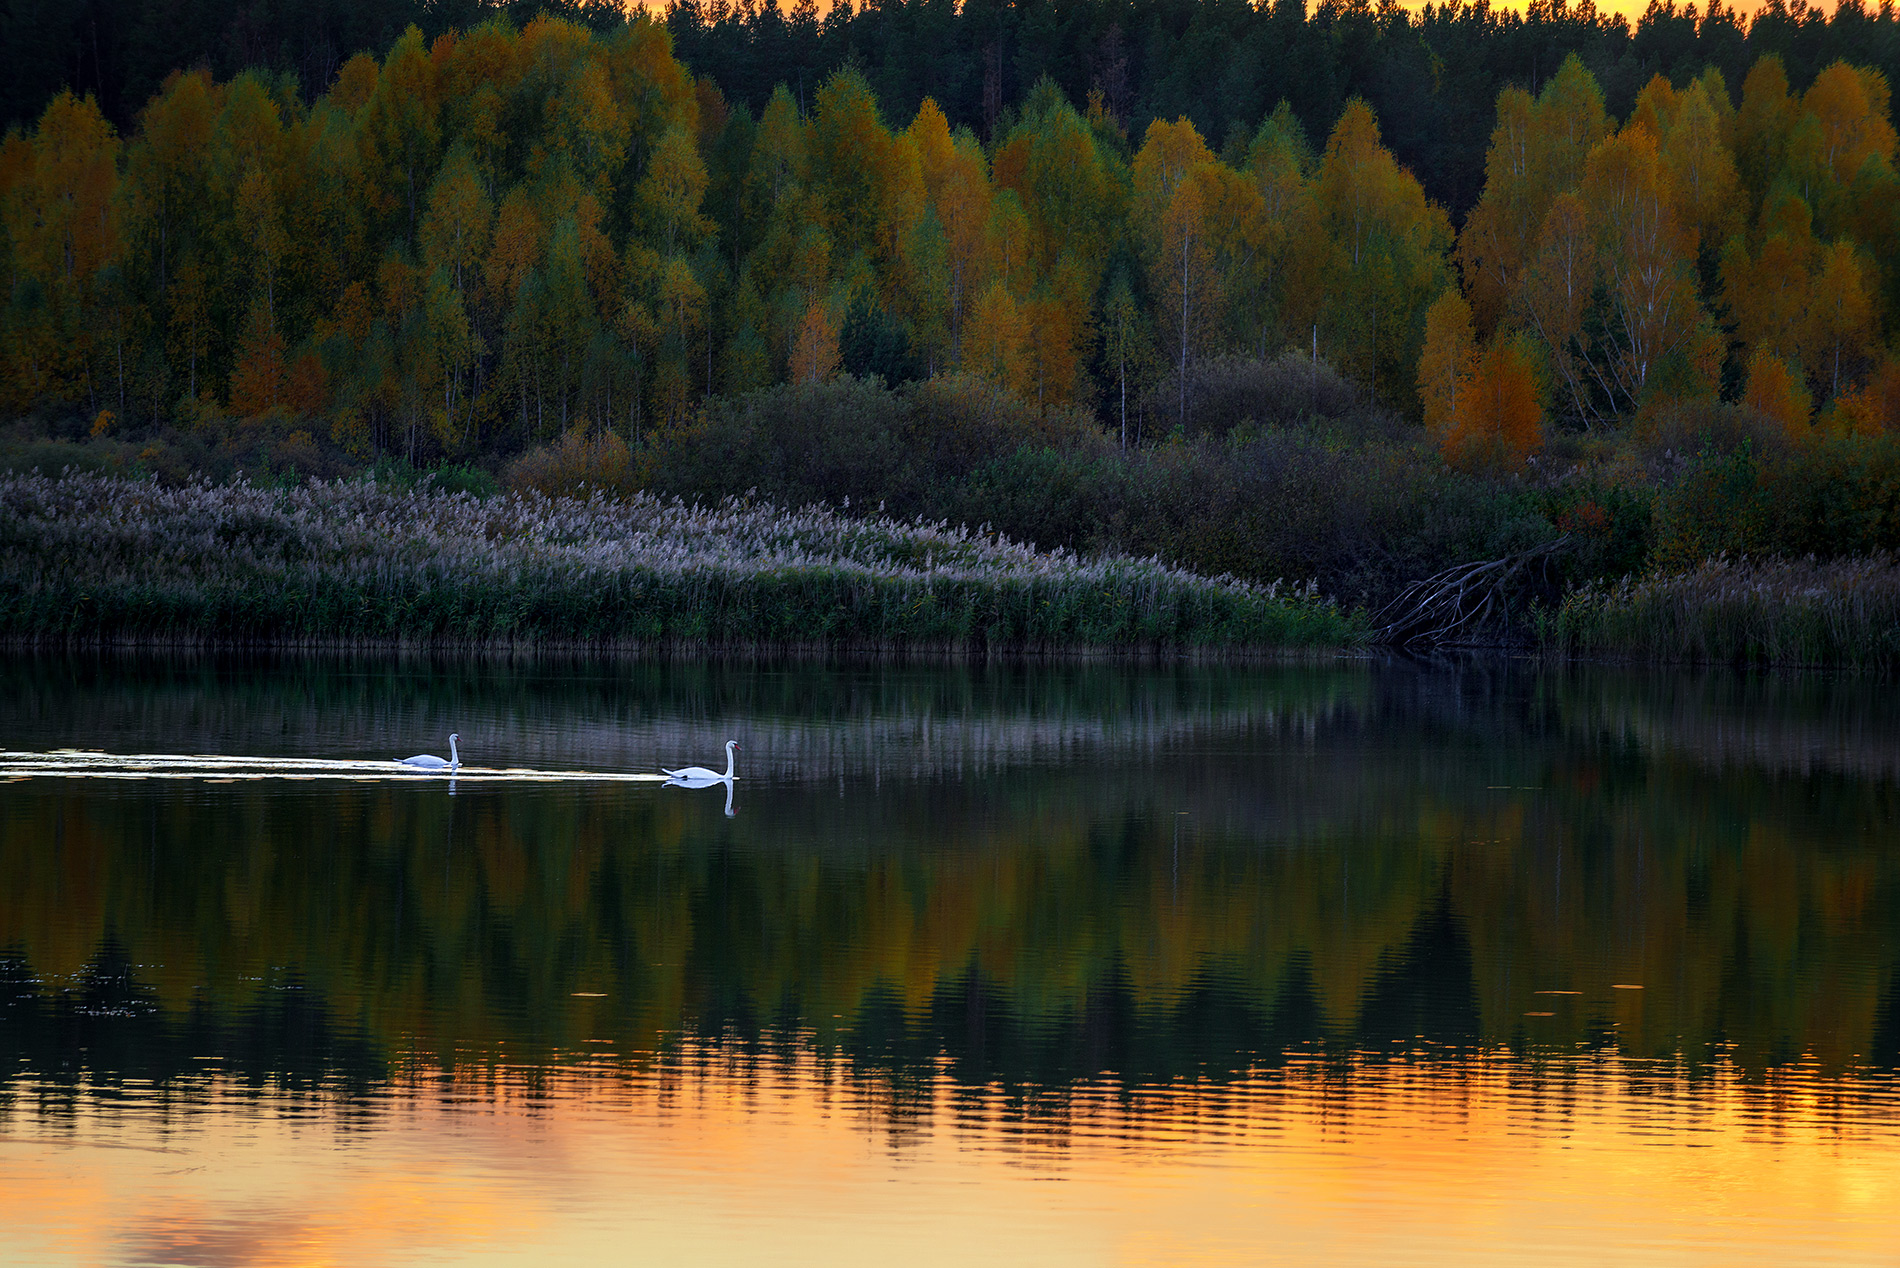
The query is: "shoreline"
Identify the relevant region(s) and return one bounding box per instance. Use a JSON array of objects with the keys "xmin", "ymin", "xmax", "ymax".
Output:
[
  {"xmin": 0, "ymin": 633, "xmax": 1361, "ymax": 663},
  {"xmin": 7, "ymin": 473, "xmax": 1897, "ymax": 671},
  {"xmin": 0, "ymin": 636, "xmax": 1888, "ymax": 675}
]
